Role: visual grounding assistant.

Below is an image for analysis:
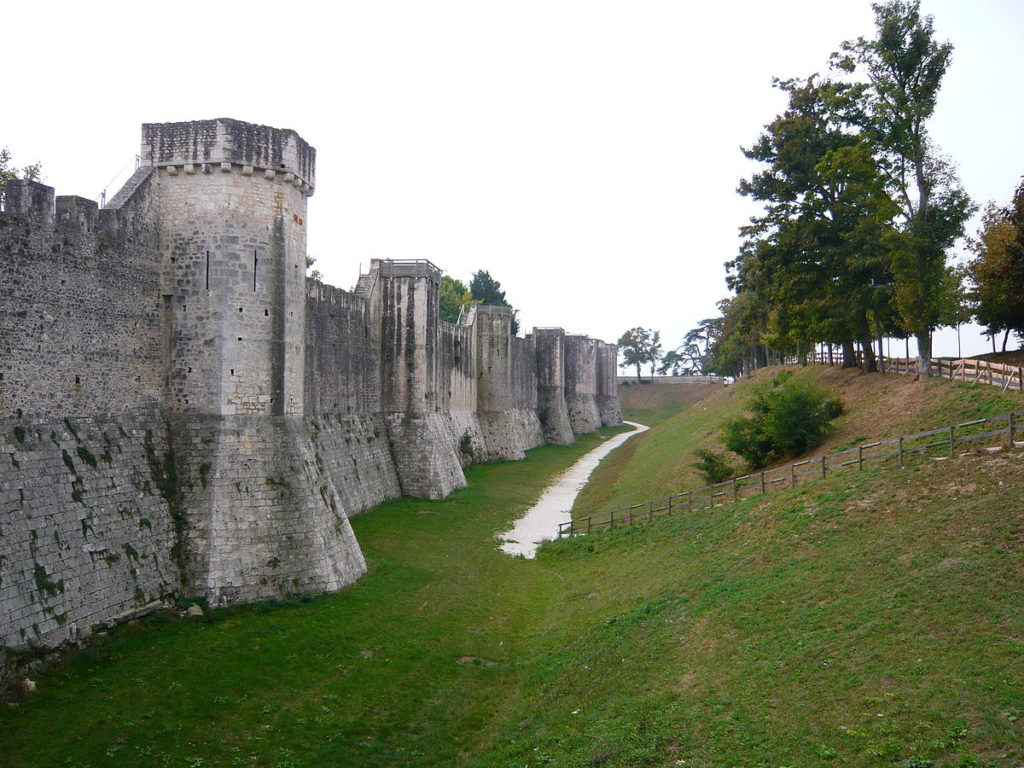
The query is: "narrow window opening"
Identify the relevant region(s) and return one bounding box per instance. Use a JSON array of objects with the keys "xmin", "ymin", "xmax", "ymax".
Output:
[
  {"xmin": 239, "ymin": 307, "xmax": 243, "ymax": 312},
  {"xmin": 253, "ymin": 252, "xmax": 258, "ymax": 291},
  {"xmin": 264, "ymin": 309, "xmax": 269, "ymax": 317},
  {"xmin": 230, "ymin": 369, "xmax": 235, "ymax": 376},
  {"xmin": 237, "ymin": 337, "xmax": 242, "ymax": 341},
  {"xmin": 75, "ymin": 375, "xmax": 80, "ymax": 384},
  {"xmin": 205, "ymin": 251, "xmax": 210, "ymax": 290}
]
